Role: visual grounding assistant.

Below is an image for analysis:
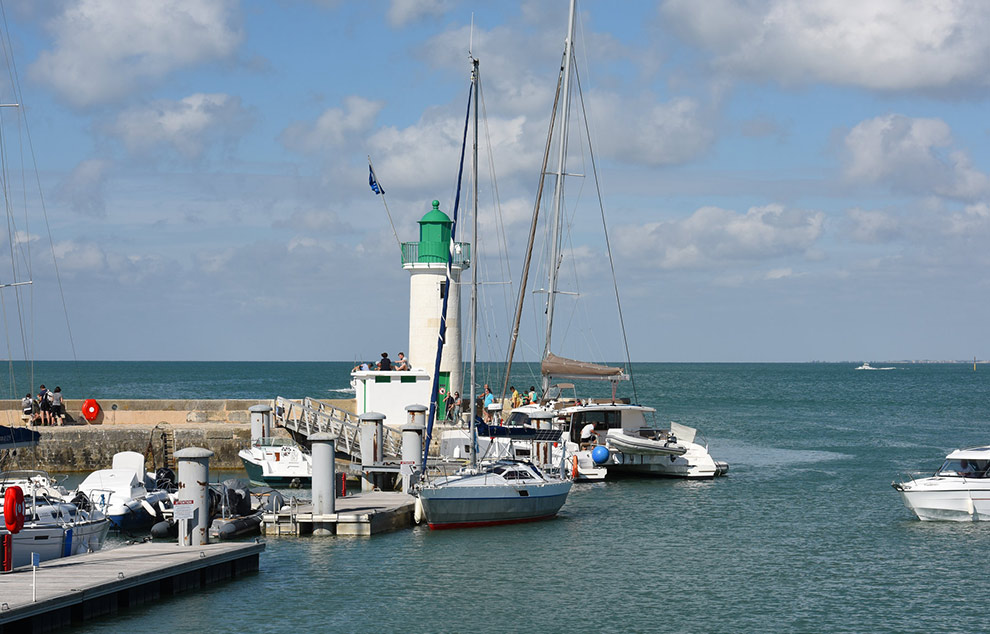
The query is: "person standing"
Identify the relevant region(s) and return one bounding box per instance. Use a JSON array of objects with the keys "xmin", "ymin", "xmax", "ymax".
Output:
[
  {"xmin": 483, "ymin": 385, "xmax": 495, "ymax": 422},
  {"xmin": 51, "ymin": 387, "xmax": 64, "ymax": 425},
  {"xmin": 510, "ymin": 386, "xmax": 522, "ymax": 409},
  {"xmin": 38, "ymin": 384, "xmax": 50, "ymax": 426},
  {"xmin": 528, "ymin": 386, "xmax": 537, "ymax": 405}
]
